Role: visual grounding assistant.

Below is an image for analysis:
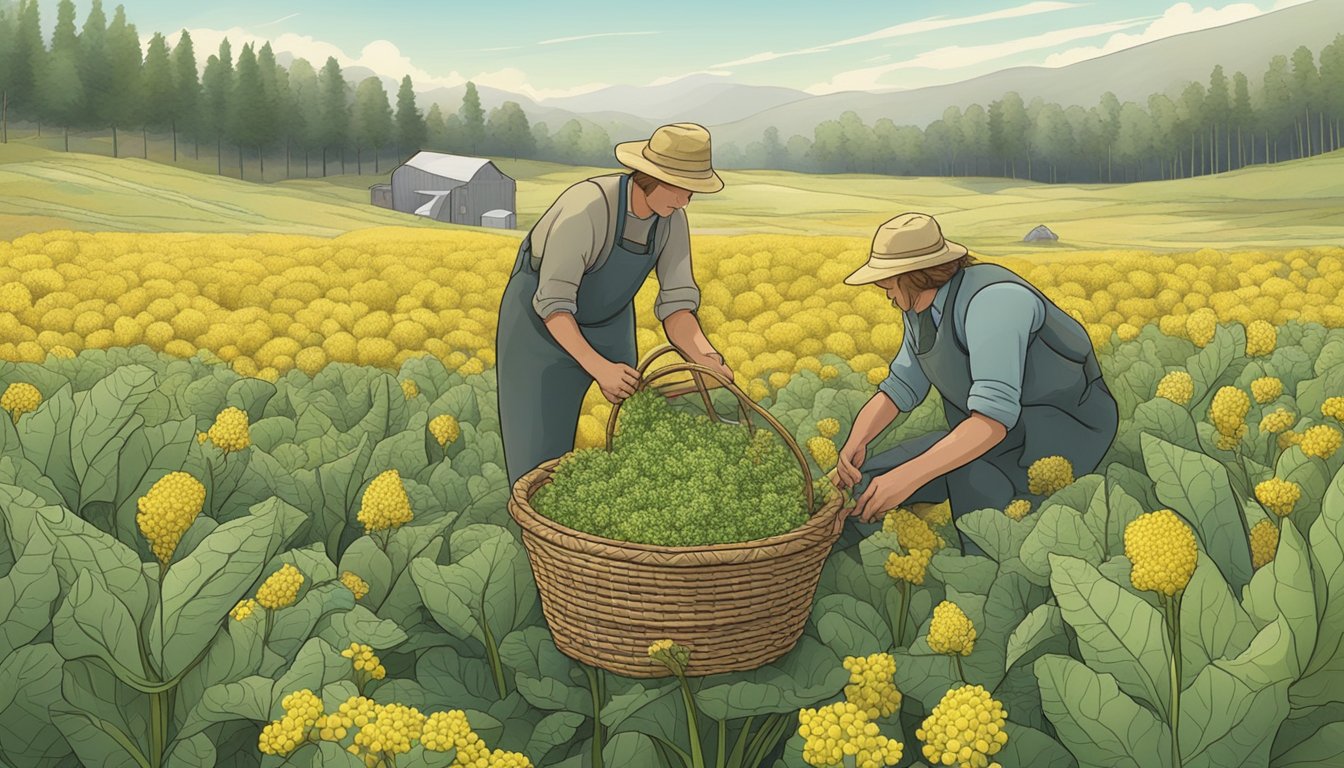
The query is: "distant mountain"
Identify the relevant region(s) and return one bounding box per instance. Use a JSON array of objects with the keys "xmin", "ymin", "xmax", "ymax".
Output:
[
  {"xmin": 708, "ymin": 0, "xmax": 1344, "ymax": 146},
  {"xmin": 538, "ymin": 74, "xmax": 812, "ymax": 126}
]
